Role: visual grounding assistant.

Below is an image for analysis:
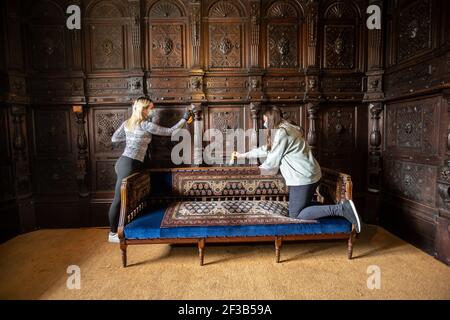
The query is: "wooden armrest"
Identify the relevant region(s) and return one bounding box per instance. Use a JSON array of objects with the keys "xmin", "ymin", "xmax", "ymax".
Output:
[
  {"xmin": 317, "ymin": 168, "xmax": 353, "ymax": 204},
  {"xmin": 117, "ymin": 170, "xmax": 151, "ymax": 238}
]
